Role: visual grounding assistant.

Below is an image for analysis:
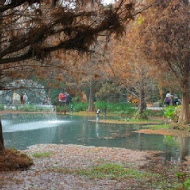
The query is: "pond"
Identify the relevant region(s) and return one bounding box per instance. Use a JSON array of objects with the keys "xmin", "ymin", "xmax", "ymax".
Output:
[{"xmin": 2, "ymin": 113, "xmax": 190, "ymax": 162}]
